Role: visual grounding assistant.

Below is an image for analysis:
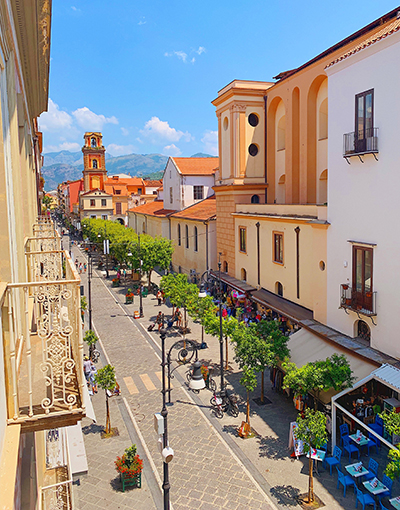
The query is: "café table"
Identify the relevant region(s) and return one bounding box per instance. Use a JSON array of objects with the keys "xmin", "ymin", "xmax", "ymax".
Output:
[
  {"xmin": 350, "ymin": 433, "xmax": 369, "ymax": 448},
  {"xmin": 363, "ymin": 479, "xmax": 389, "ymax": 497},
  {"xmin": 306, "ymin": 449, "xmax": 326, "ymax": 476},
  {"xmin": 389, "ymin": 497, "xmax": 400, "ymax": 509},
  {"xmin": 345, "ymin": 462, "xmax": 369, "ymax": 485}
]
